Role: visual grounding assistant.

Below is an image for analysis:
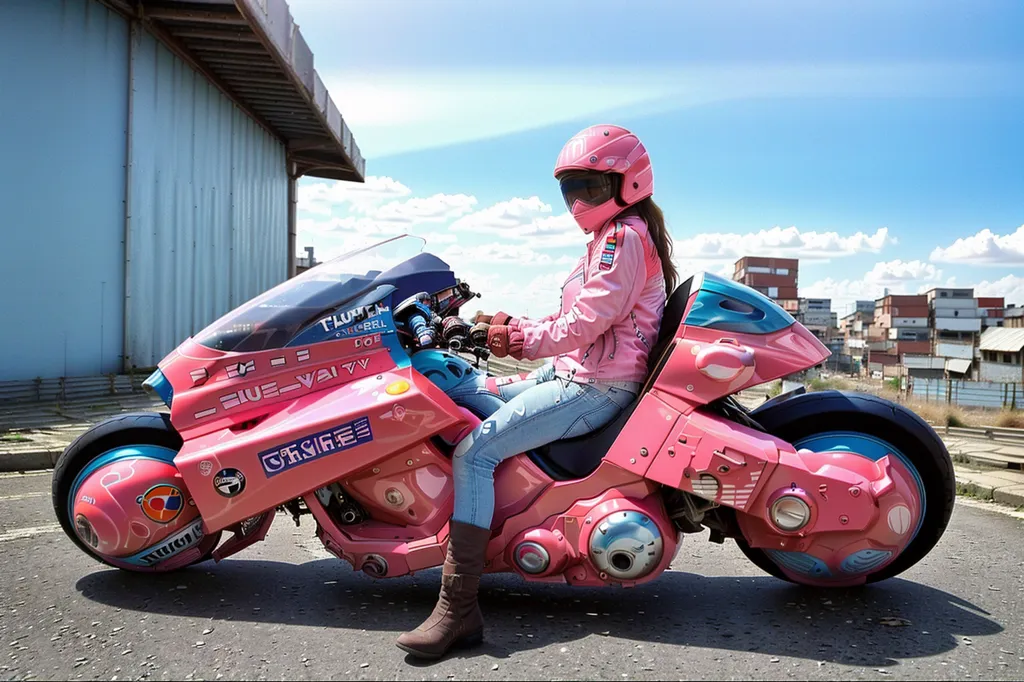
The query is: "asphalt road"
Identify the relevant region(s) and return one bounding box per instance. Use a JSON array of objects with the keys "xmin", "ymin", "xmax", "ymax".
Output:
[{"xmin": 2, "ymin": 470, "xmax": 1022, "ymax": 681}]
